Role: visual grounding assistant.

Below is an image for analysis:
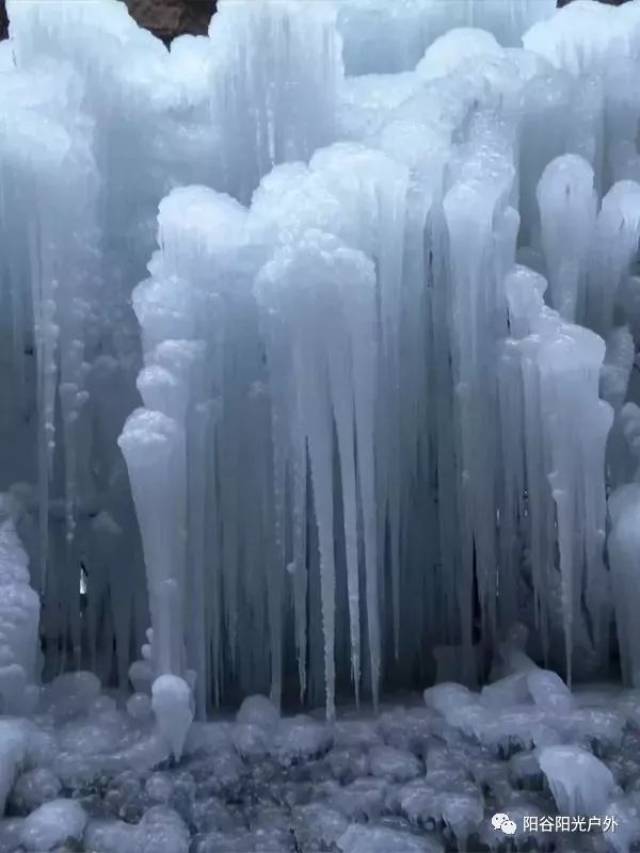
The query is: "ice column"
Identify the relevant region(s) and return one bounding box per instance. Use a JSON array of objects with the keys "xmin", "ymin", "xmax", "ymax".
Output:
[
  {"xmin": 209, "ymin": 0, "xmax": 343, "ymax": 203},
  {"xmin": 0, "ymin": 497, "xmax": 41, "ymax": 715},
  {"xmin": 586, "ymin": 180, "xmax": 640, "ymax": 336},
  {"xmin": 440, "ymin": 113, "xmax": 518, "ymax": 662},
  {"xmin": 505, "ymin": 265, "xmax": 613, "ymax": 682},
  {"xmin": 256, "ymin": 231, "xmax": 378, "ymax": 720},
  {"xmin": 536, "ymin": 155, "xmax": 597, "ymax": 323},
  {"xmin": 118, "ymin": 410, "xmax": 186, "ymax": 678},
  {"xmin": 609, "ymin": 482, "xmax": 640, "ymax": 687}
]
